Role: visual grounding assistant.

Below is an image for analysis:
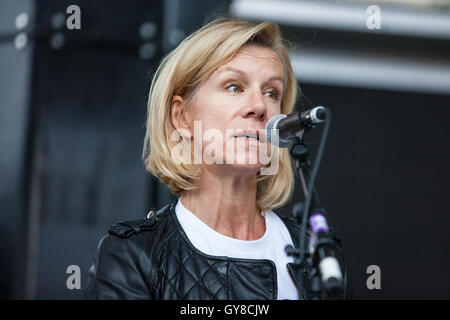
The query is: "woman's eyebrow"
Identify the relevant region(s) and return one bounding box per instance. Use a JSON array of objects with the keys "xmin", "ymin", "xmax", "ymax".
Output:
[
  {"xmin": 265, "ymin": 76, "xmax": 284, "ymax": 85},
  {"xmin": 219, "ymin": 66, "xmax": 248, "ymax": 78},
  {"xmin": 219, "ymin": 66, "xmax": 283, "ymax": 85}
]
